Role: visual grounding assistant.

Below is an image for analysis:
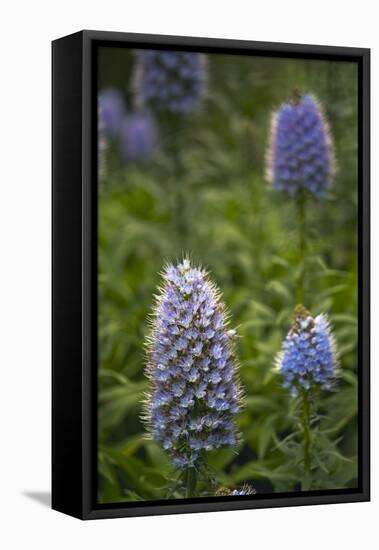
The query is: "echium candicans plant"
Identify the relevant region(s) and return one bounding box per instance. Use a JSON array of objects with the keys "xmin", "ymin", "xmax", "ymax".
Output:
[
  {"xmin": 133, "ymin": 51, "xmax": 207, "ymax": 248},
  {"xmin": 144, "ymin": 259, "xmax": 242, "ymax": 497},
  {"xmin": 266, "ymin": 91, "xmax": 336, "ymax": 303},
  {"xmin": 266, "ymin": 93, "xmax": 335, "ymax": 199},
  {"xmin": 98, "ymin": 88, "xmax": 126, "ymax": 139},
  {"xmin": 276, "ymin": 304, "xmax": 339, "ymax": 490},
  {"xmin": 277, "ymin": 305, "xmax": 339, "ymax": 398},
  {"xmin": 98, "ymin": 88, "xmax": 126, "ymax": 186},
  {"xmin": 98, "ymin": 103, "xmax": 107, "ymax": 185},
  {"xmin": 133, "ymin": 50, "xmax": 206, "ymax": 114},
  {"xmin": 119, "ymin": 112, "xmax": 159, "ymax": 164}
]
